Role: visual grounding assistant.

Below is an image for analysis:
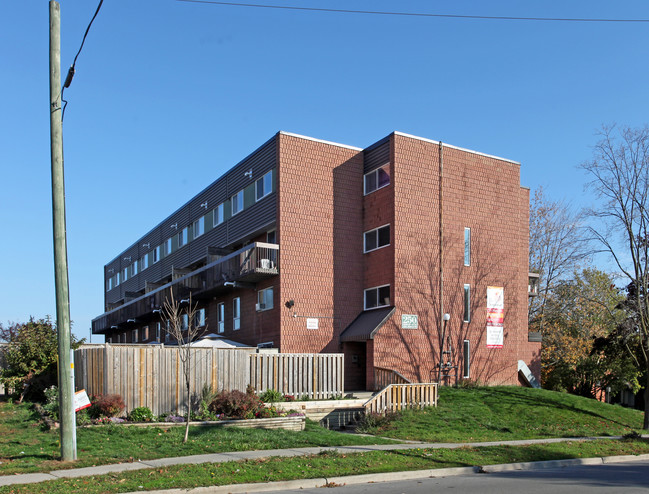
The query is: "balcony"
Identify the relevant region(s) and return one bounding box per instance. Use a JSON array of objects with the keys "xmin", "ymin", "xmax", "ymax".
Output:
[{"xmin": 92, "ymin": 242, "xmax": 278, "ymax": 334}]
